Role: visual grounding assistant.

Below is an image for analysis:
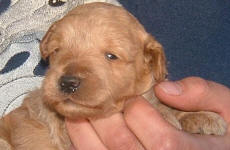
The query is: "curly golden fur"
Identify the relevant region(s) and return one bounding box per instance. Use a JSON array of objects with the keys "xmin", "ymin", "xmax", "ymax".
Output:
[{"xmin": 0, "ymin": 2, "xmax": 226, "ymax": 150}]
